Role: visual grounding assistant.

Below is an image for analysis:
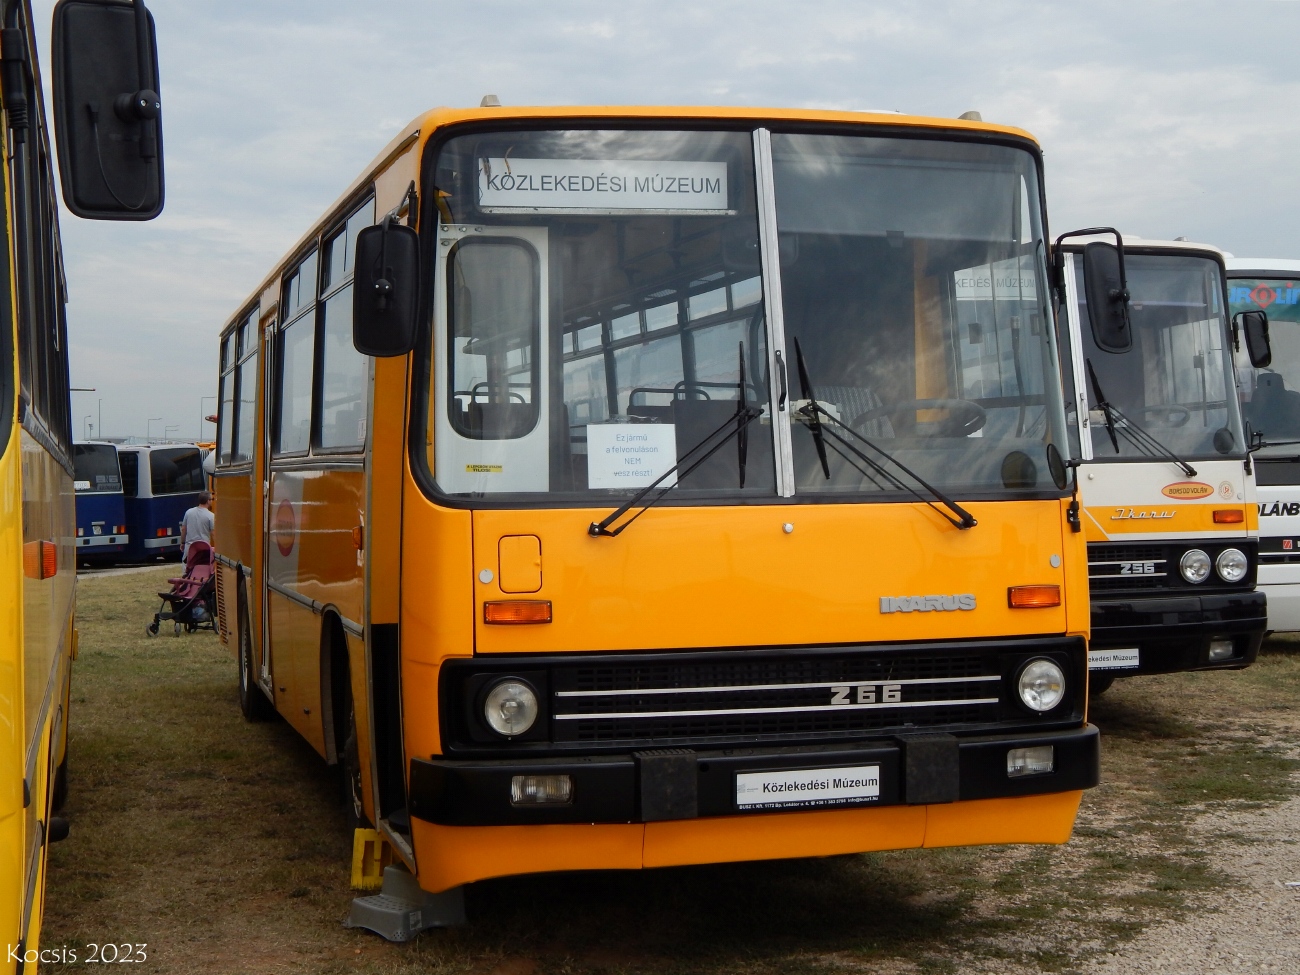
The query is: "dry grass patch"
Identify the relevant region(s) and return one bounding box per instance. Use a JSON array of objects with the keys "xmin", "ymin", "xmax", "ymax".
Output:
[{"xmin": 39, "ymin": 573, "xmax": 1300, "ymax": 974}]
